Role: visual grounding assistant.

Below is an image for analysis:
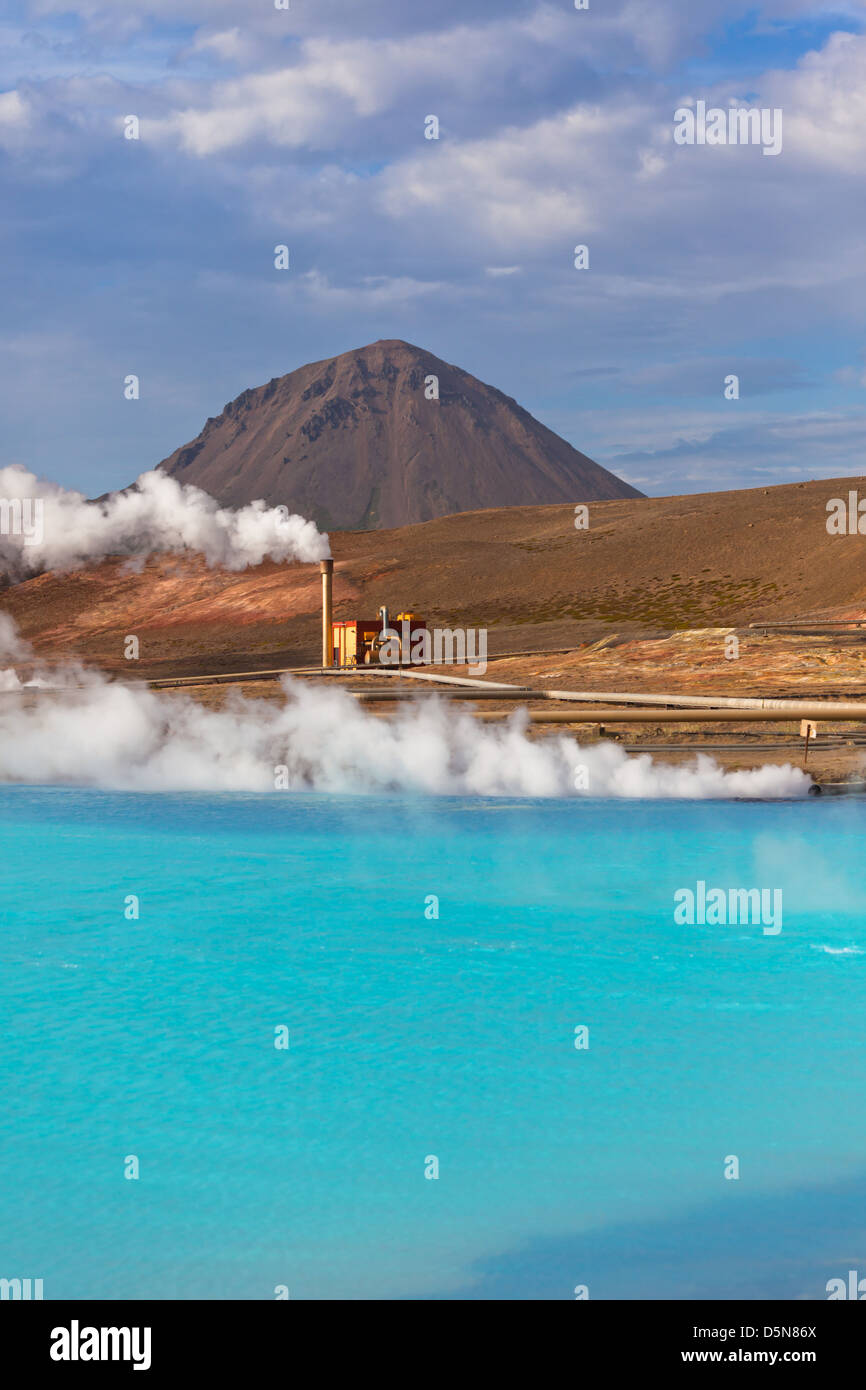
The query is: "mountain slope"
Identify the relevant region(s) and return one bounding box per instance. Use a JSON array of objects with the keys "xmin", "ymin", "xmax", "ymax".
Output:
[
  {"xmin": 157, "ymin": 338, "xmax": 642, "ymax": 529},
  {"xmin": 6, "ymin": 475, "xmax": 866, "ymax": 681}
]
